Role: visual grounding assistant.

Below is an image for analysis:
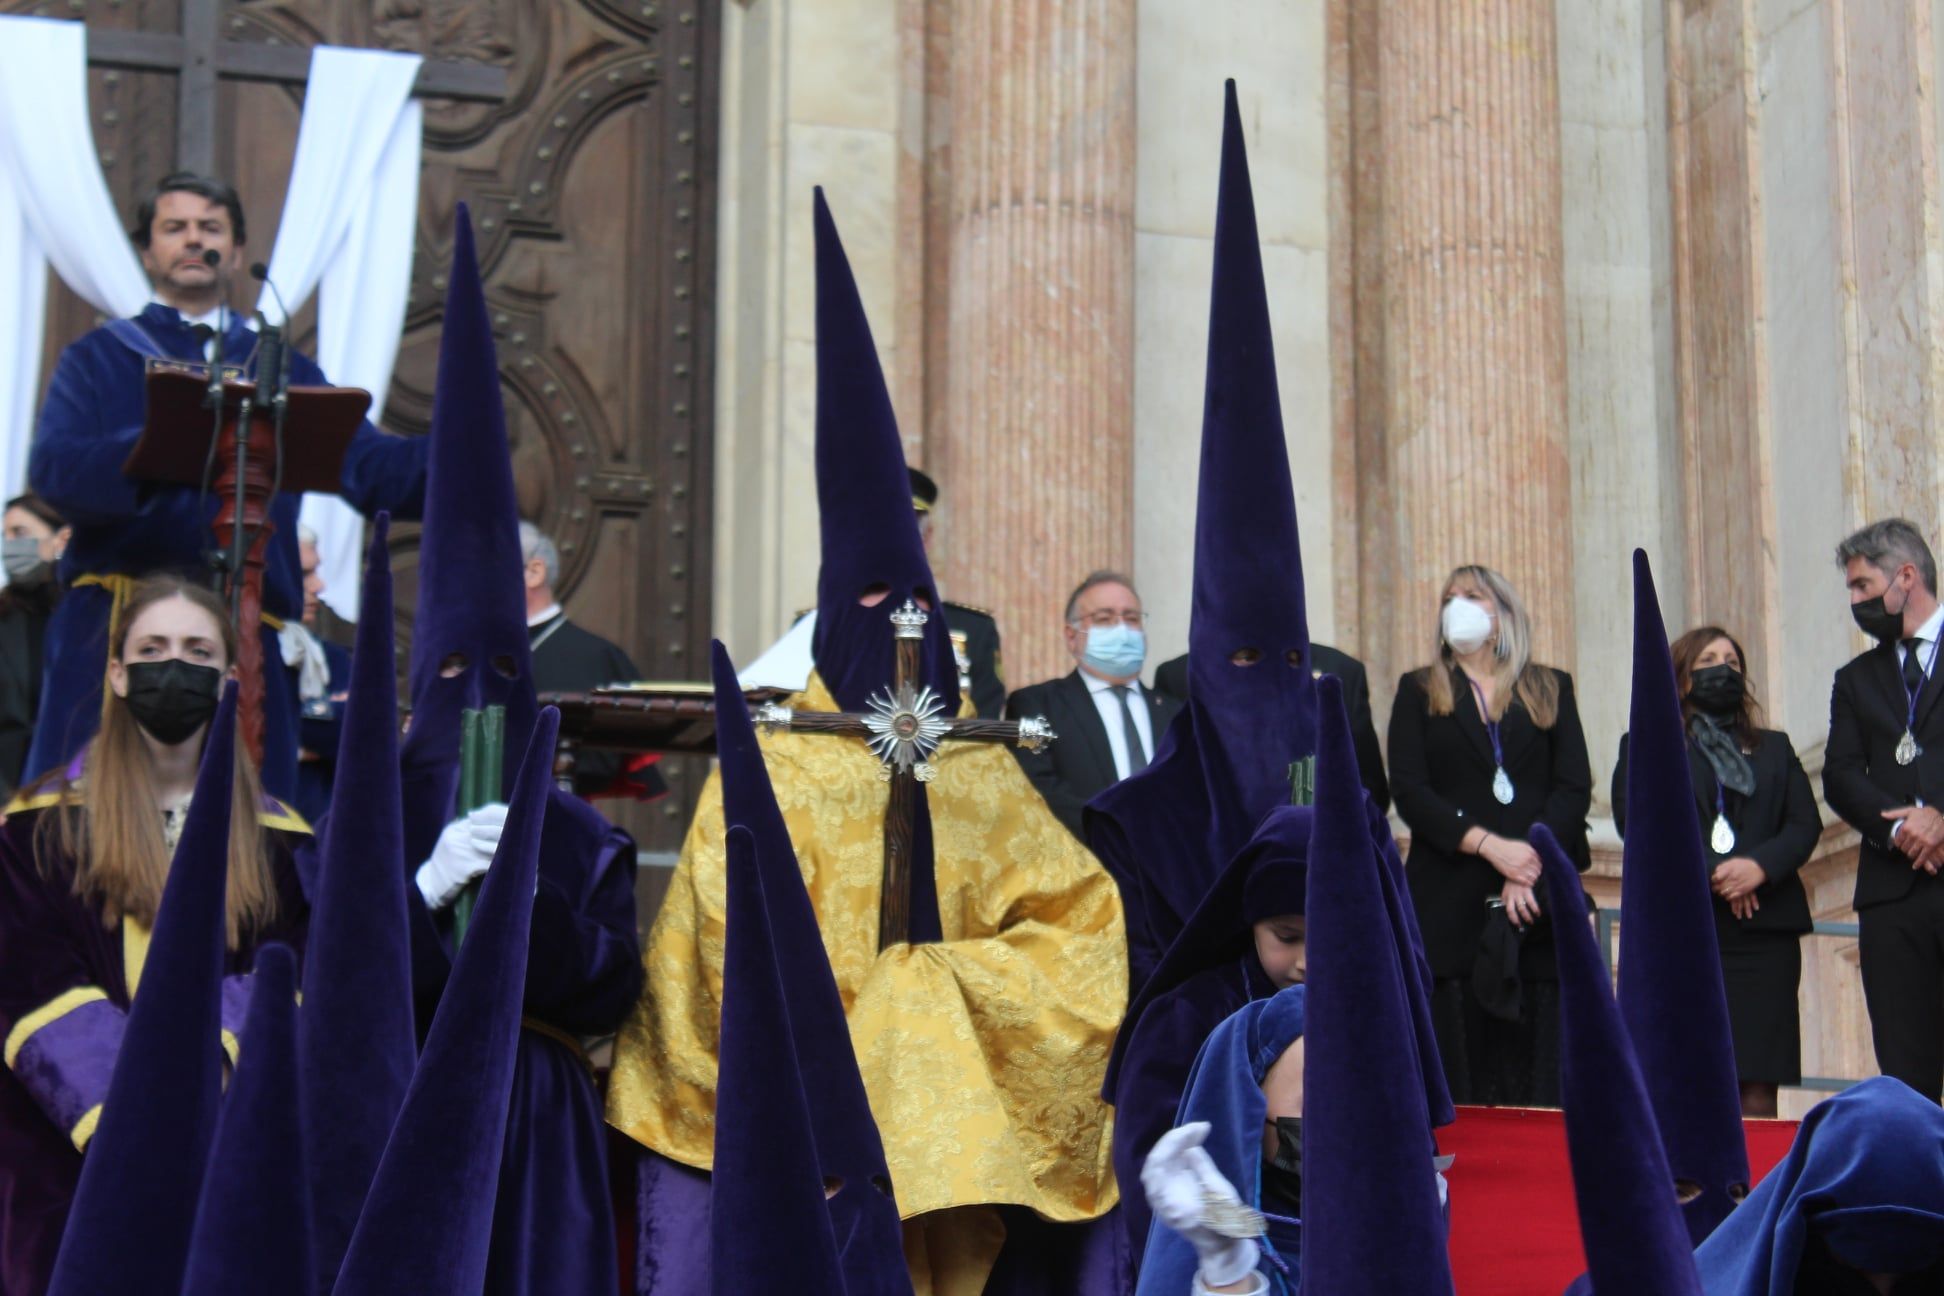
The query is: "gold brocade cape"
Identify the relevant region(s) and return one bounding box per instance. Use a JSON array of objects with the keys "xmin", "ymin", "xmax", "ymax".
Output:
[{"xmin": 606, "ymin": 672, "xmax": 1127, "ymax": 1236}]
